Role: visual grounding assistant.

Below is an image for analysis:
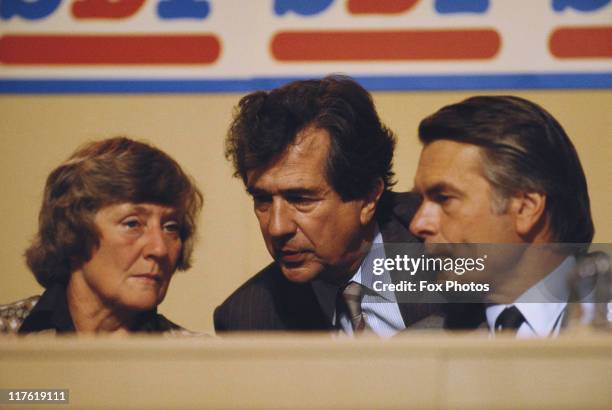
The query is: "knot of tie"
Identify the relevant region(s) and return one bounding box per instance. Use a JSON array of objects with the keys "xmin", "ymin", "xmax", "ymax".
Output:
[
  {"xmin": 339, "ymin": 281, "xmax": 368, "ymax": 333},
  {"xmin": 495, "ymin": 305, "xmax": 525, "ymax": 333}
]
